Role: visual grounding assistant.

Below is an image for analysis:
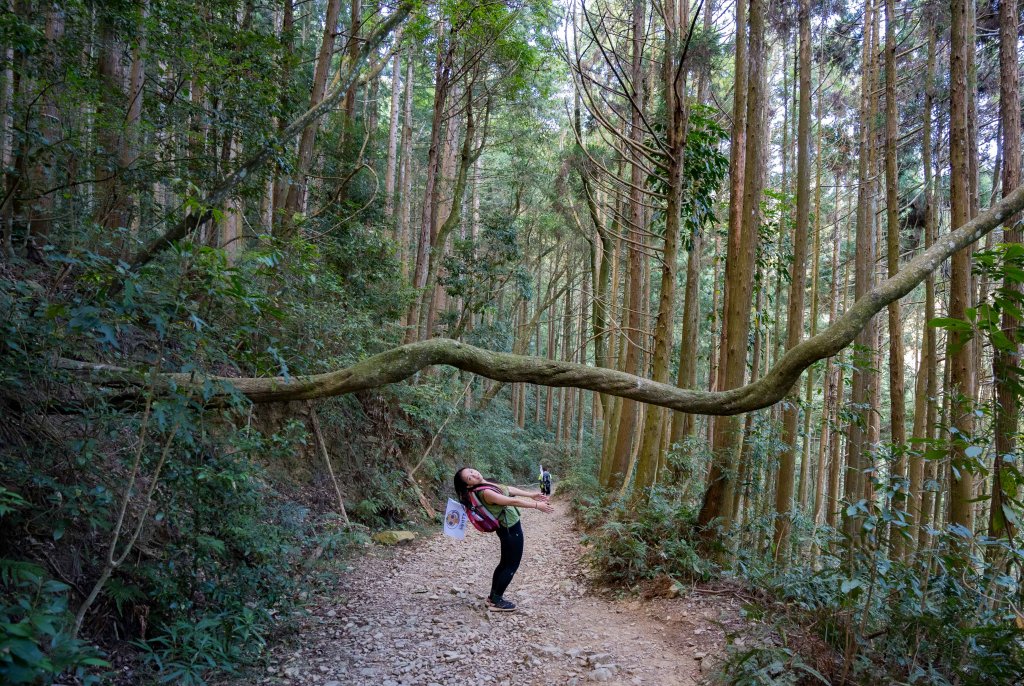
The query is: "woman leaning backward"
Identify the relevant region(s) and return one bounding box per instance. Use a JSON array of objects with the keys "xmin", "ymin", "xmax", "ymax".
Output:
[{"xmin": 453, "ymin": 467, "xmax": 554, "ymax": 612}]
